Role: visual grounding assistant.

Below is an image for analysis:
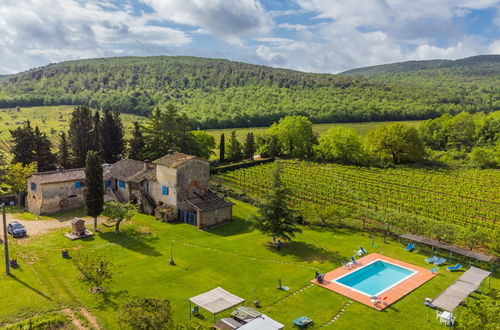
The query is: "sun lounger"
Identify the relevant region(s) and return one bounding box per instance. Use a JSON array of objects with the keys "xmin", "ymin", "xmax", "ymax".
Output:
[
  {"xmin": 350, "ymin": 256, "xmax": 359, "ymax": 265},
  {"xmin": 342, "ymin": 260, "xmax": 352, "ymax": 269},
  {"xmin": 433, "ymin": 258, "xmax": 446, "ymax": 265},
  {"xmin": 446, "ymin": 264, "xmax": 462, "ymax": 271},
  {"xmin": 405, "ymin": 243, "xmax": 415, "ymax": 251},
  {"xmin": 360, "ymin": 246, "xmax": 367, "ymax": 255},
  {"xmin": 425, "ymin": 256, "xmax": 439, "ymax": 263},
  {"xmin": 429, "ymin": 267, "xmax": 439, "ymax": 273}
]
